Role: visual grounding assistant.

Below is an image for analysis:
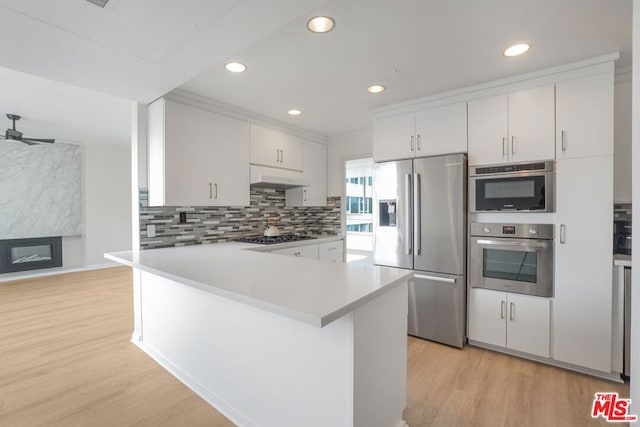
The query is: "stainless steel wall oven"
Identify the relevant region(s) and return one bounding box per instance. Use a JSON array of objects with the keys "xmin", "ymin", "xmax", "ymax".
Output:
[{"xmin": 470, "ymin": 223, "xmax": 554, "ymax": 297}]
